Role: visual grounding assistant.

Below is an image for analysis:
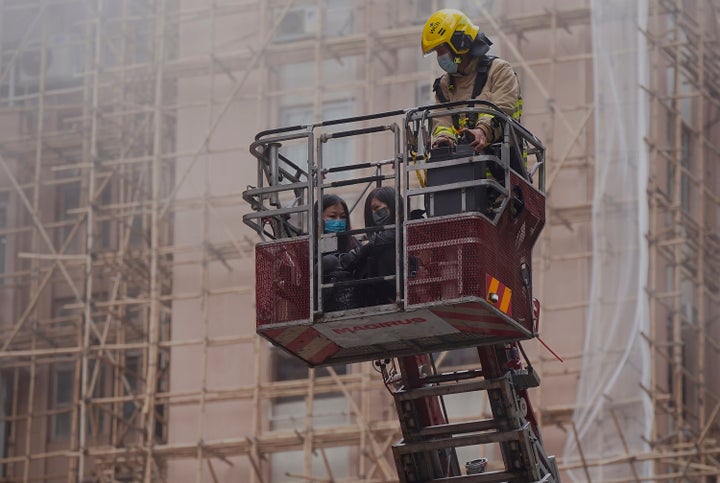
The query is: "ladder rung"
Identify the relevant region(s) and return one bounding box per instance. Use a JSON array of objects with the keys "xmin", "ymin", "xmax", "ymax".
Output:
[
  {"xmin": 414, "ymin": 419, "xmax": 502, "ymax": 439},
  {"xmin": 396, "ymin": 377, "xmax": 509, "ymax": 401},
  {"xmin": 426, "ymin": 470, "xmax": 527, "ymax": 482},
  {"xmin": 422, "ymin": 369, "xmax": 485, "ymax": 384},
  {"xmin": 394, "ymin": 426, "xmax": 526, "ymax": 454}
]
